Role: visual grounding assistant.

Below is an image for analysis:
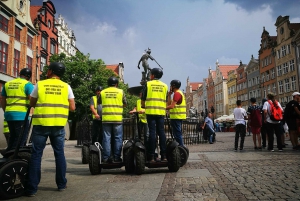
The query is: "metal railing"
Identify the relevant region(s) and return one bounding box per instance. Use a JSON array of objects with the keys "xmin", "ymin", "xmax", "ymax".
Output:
[{"xmin": 76, "ymin": 116, "xmax": 206, "ymax": 146}]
